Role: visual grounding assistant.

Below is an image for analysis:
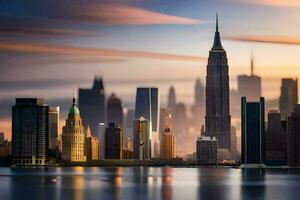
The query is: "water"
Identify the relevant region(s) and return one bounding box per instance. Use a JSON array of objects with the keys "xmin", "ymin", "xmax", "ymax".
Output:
[{"xmin": 0, "ymin": 167, "xmax": 300, "ymax": 200}]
